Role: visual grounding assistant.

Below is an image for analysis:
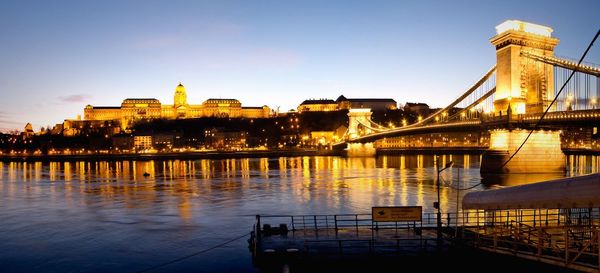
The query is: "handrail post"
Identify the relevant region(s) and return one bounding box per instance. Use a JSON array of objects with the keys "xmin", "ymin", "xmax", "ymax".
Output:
[
  {"xmin": 537, "ymin": 228, "xmax": 542, "ymax": 257},
  {"xmin": 334, "ymin": 215, "xmax": 338, "ymax": 233},
  {"xmin": 256, "ymin": 215, "xmax": 262, "ymax": 248},
  {"xmin": 493, "ymin": 232, "xmax": 497, "ymax": 250},
  {"xmin": 597, "ymin": 229, "xmax": 599, "ymax": 272},
  {"xmin": 565, "ymin": 227, "xmax": 569, "ymax": 266}
]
